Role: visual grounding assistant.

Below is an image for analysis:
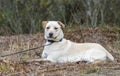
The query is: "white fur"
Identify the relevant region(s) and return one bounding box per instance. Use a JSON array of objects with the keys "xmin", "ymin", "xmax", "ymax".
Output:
[{"xmin": 42, "ymin": 21, "xmax": 114, "ymax": 63}]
